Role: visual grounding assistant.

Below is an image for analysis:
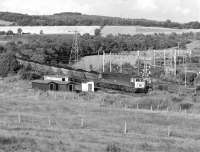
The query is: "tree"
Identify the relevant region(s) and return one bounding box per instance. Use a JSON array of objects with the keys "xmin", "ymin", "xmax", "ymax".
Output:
[
  {"xmin": 17, "ymin": 28, "xmax": 23, "ymax": 36},
  {"xmin": 94, "ymin": 28, "xmax": 101, "ymax": 36},
  {"xmin": 7, "ymin": 30, "xmax": 14, "ymax": 35},
  {"xmin": 40, "ymin": 30, "xmax": 44, "ymax": 35},
  {"xmin": 0, "ymin": 52, "xmax": 20, "ymax": 77}
]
